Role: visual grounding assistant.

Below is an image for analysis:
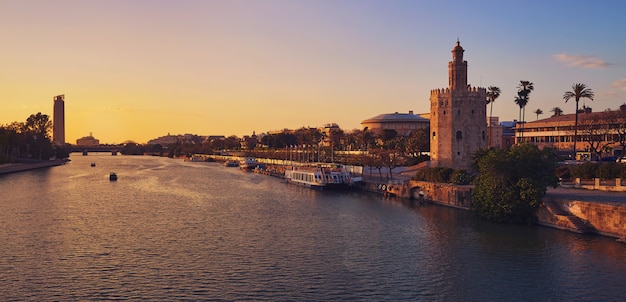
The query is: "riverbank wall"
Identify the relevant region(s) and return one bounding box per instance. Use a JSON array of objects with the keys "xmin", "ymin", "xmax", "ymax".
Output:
[
  {"xmin": 360, "ymin": 177, "xmax": 626, "ymax": 240},
  {"xmin": 358, "ymin": 178, "xmax": 472, "ymax": 209},
  {"xmin": 537, "ymin": 197, "xmax": 626, "ymax": 240},
  {"xmin": 407, "ymin": 180, "xmax": 472, "ymax": 209},
  {"xmin": 0, "ymin": 159, "xmax": 67, "ymax": 175}
]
